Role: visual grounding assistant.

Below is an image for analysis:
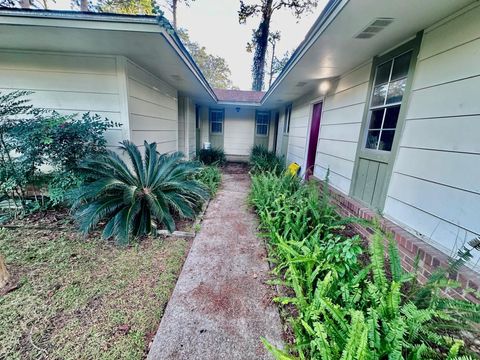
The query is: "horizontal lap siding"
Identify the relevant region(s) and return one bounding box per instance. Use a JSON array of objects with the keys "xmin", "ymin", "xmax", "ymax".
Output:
[
  {"xmin": 384, "ymin": 3, "xmax": 480, "ymax": 270},
  {"xmin": 223, "ymin": 108, "xmax": 255, "ymax": 157},
  {"xmin": 313, "ymin": 62, "xmax": 371, "ymax": 194},
  {"xmin": 127, "ymin": 60, "xmax": 178, "ymax": 153},
  {"xmin": 0, "ymin": 51, "xmax": 126, "ymax": 148}
]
